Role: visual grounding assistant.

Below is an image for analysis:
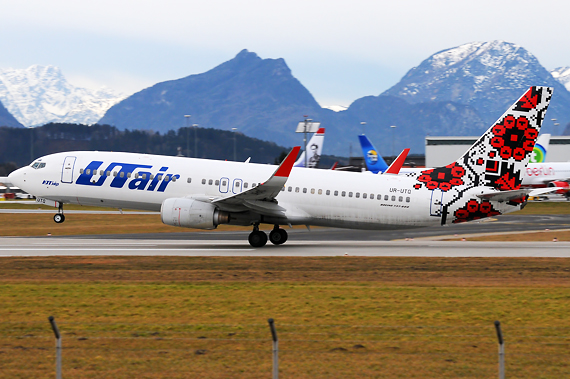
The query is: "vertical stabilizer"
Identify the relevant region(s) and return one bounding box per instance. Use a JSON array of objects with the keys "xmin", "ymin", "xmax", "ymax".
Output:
[
  {"xmin": 415, "ymin": 87, "xmax": 553, "ymax": 193},
  {"xmin": 413, "ymin": 86, "xmax": 553, "ymax": 224},
  {"xmin": 530, "ymin": 133, "xmax": 550, "ymax": 163},
  {"xmin": 358, "ymin": 135, "xmax": 389, "ymax": 173},
  {"xmin": 295, "ymin": 128, "xmax": 325, "ymax": 168}
]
